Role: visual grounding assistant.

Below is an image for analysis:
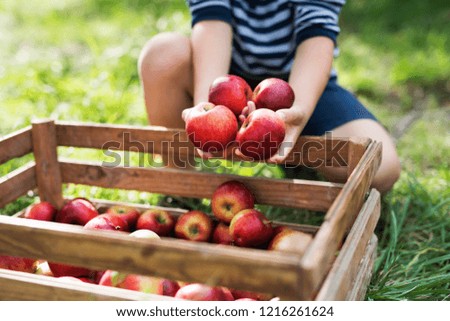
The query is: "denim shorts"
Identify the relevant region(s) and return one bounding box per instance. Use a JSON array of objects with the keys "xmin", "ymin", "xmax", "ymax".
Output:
[{"xmin": 233, "ymin": 72, "xmax": 378, "ymax": 136}]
